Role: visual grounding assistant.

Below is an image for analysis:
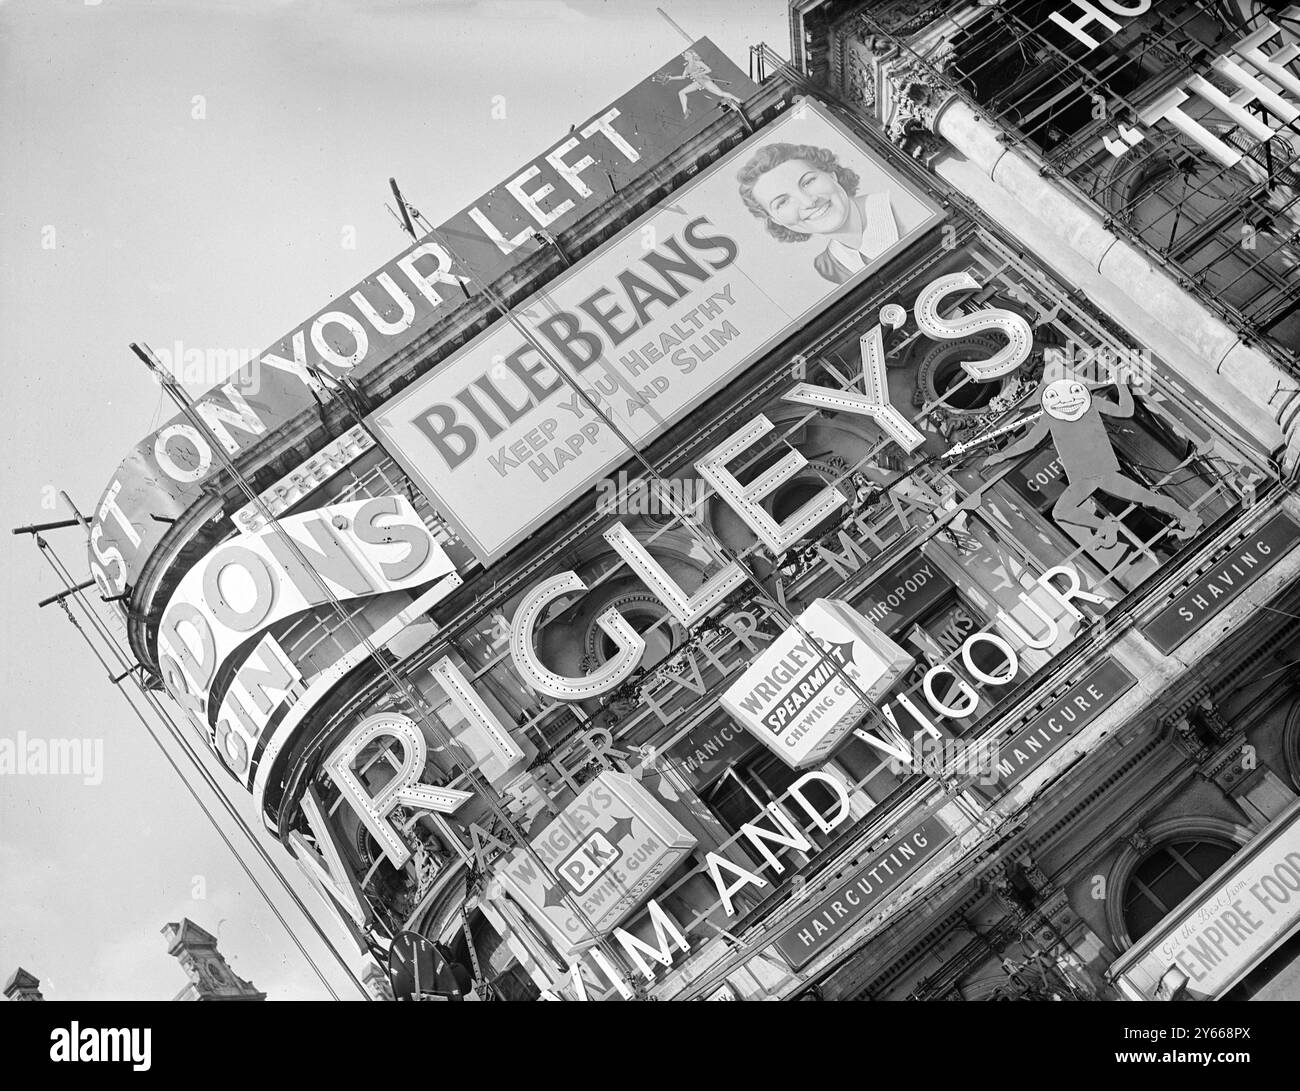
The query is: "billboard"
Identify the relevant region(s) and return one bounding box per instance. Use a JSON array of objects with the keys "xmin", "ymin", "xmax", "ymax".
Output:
[
  {"xmin": 720, "ymin": 599, "xmax": 914, "ymax": 768},
  {"xmin": 89, "ymin": 39, "xmax": 758, "ymax": 599},
  {"xmin": 156, "ymin": 496, "xmax": 457, "ymax": 773},
  {"xmin": 492, "ymin": 772, "xmax": 697, "ymax": 960},
  {"xmin": 369, "ymin": 99, "xmax": 944, "ymax": 564},
  {"xmin": 1113, "ymin": 800, "xmax": 1300, "ymax": 1001}
]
